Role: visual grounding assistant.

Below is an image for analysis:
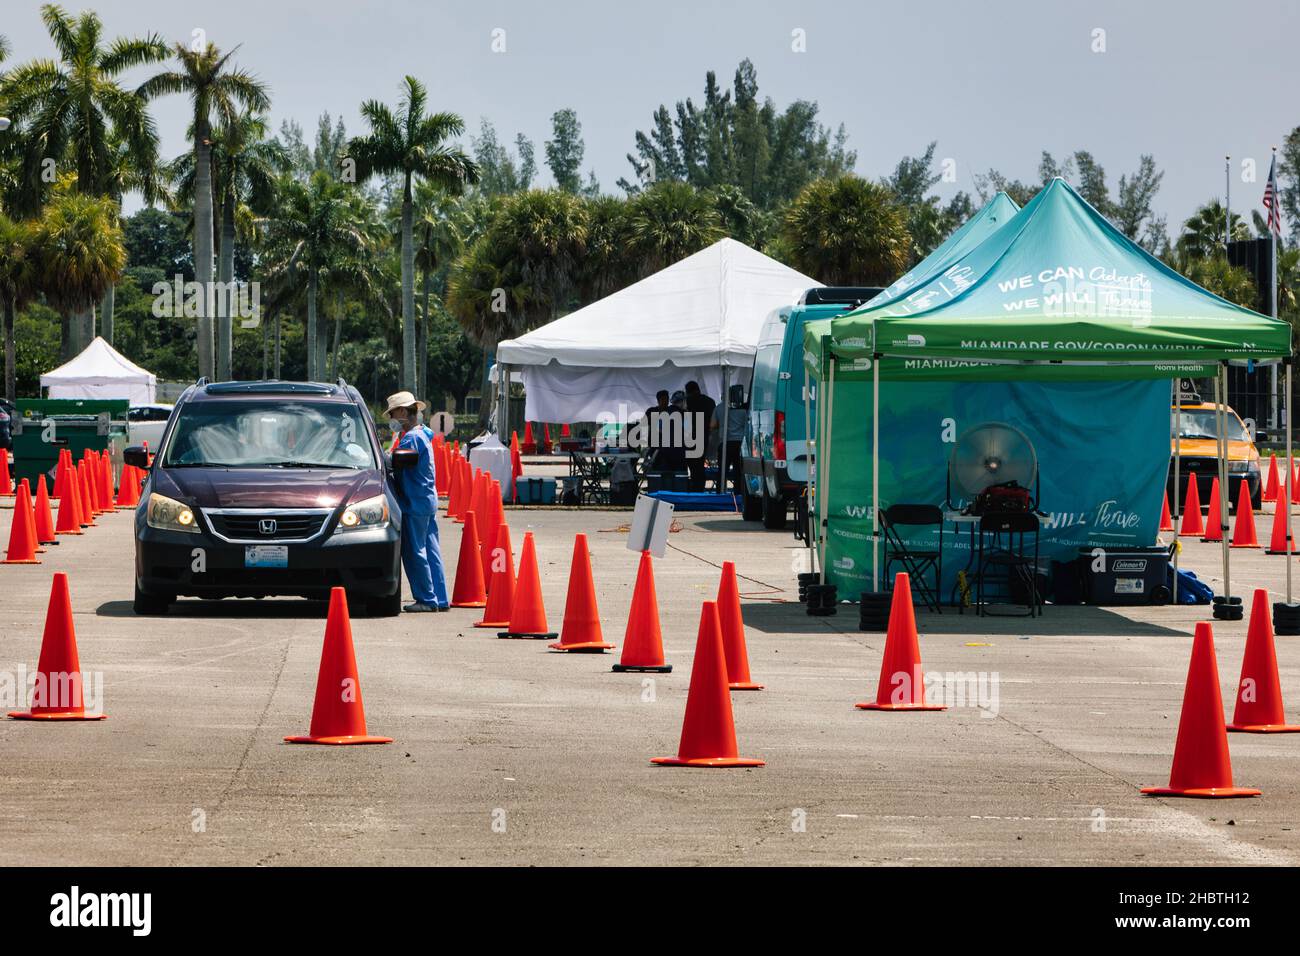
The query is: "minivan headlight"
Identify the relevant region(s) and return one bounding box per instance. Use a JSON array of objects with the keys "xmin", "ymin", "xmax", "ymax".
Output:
[
  {"xmin": 336, "ymin": 494, "xmax": 389, "ymax": 532},
  {"xmin": 146, "ymin": 493, "xmax": 199, "ymax": 533}
]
